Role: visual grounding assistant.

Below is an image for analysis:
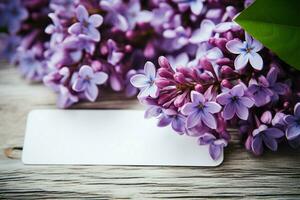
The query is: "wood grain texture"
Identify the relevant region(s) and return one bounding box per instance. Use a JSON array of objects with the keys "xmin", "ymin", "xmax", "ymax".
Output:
[{"xmin": 0, "ymin": 63, "xmax": 300, "ymax": 199}]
